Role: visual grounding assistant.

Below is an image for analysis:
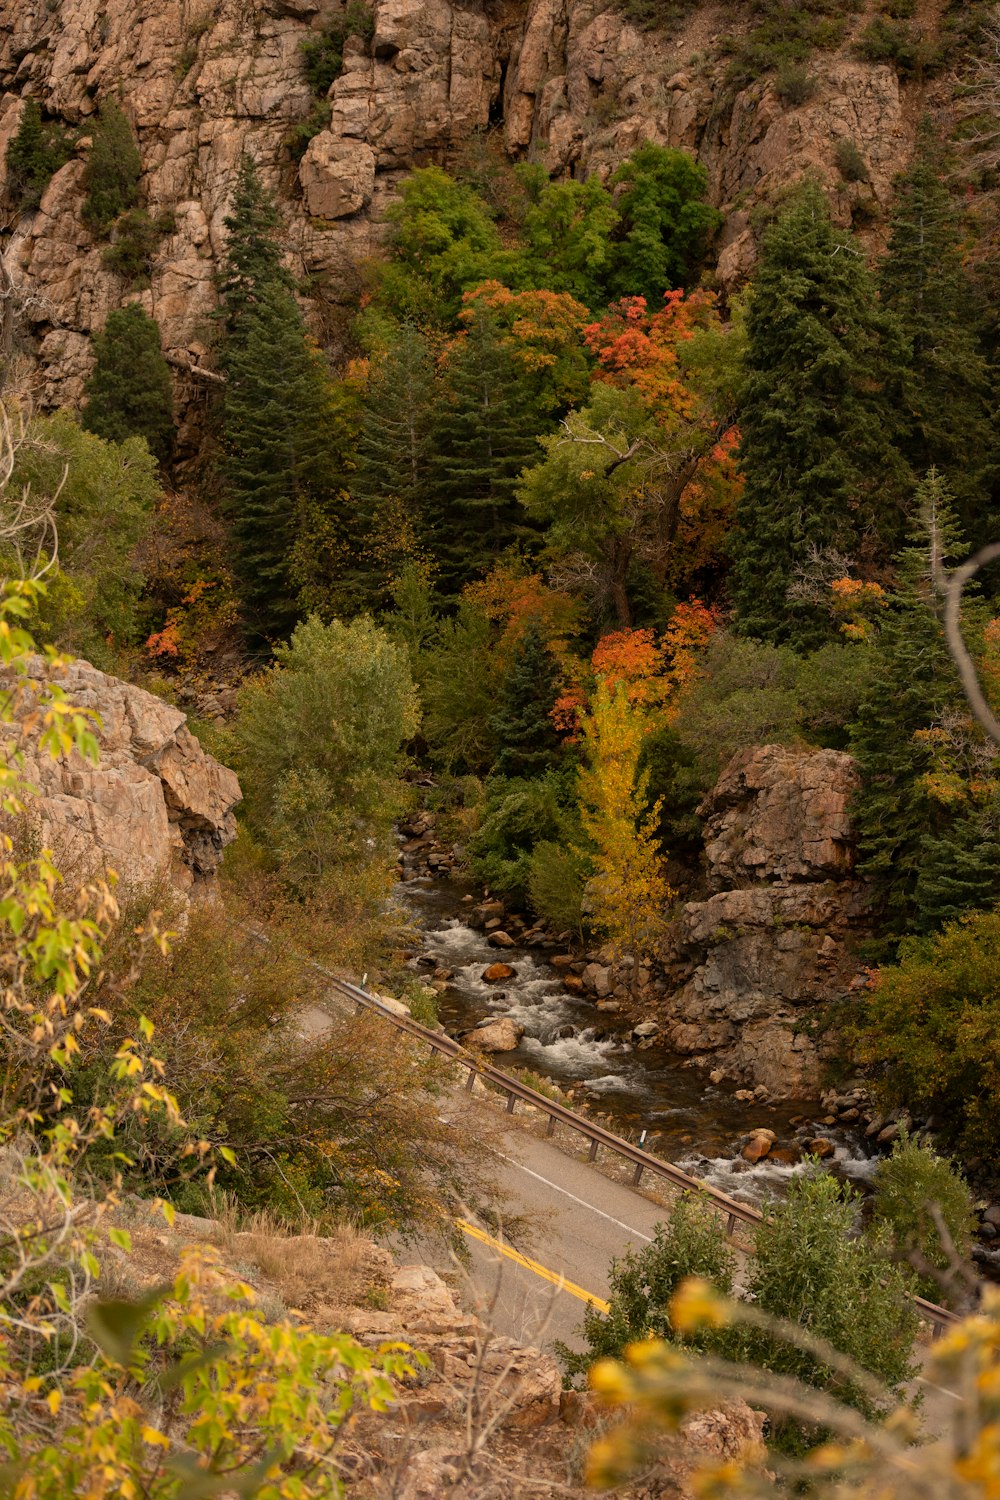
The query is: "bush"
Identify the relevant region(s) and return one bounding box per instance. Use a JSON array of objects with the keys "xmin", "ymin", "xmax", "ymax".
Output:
[
  {"xmin": 5, "ymin": 98, "xmax": 73, "ymax": 211},
  {"xmin": 871, "ymin": 1135, "xmax": 976, "ymax": 1306},
  {"xmin": 82, "ymin": 303, "xmax": 175, "ymax": 462},
  {"xmin": 558, "ymin": 1193, "xmax": 735, "ymax": 1383},
  {"xmin": 775, "ymin": 63, "xmax": 817, "ymax": 105},
  {"xmin": 101, "ymin": 206, "xmax": 173, "ymax": 285},
  {"xmin": 468, "ymin": 772, "xmax": 579, "ymax": 906},
  {"xmin": 613, "ymin": 0, "xmax": 699, "ymax": 29},
  {"xmin": 527, "ymin": 839, "xmax": 588, "ymax": 933},
  {"xmin": 741, "ymin": 1172, "xmax": 919, "ymax": 1450},
  {"xmin": 233, "ymin": 613, "xmax": 419, "ymax": 887},
  {"xmin": 851, "ymin": 907, "xmax": 1000, "ymax": 1158},
  {"xmin": 835, "ymin": 138, "xmax": 870, "ymax": 183},
  {"xmin": 81, "ymin": 99, "xmax": 142, "ymax": 235},
  {"xmin": 855, "ymin": 16, "xmax": 940, "ymax": 75},
  {"xmin": 301, "ymin": 0, "xmax": 374, "ymax": 97}
]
